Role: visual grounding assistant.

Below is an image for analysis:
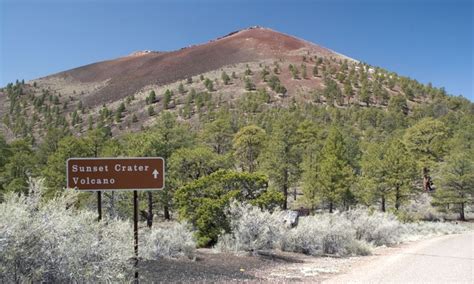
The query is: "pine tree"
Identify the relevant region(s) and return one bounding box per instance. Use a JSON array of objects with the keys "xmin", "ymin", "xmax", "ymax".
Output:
[
  {"xmin": 163, "ymin": 89, "xmax": 173, "ymax": 109},
  {"xmin": 244, "ymin": 66, "xmax": 252, "ymax": 76},
  {"xmin": 148, "ymin": 105, "xmax": 155, "ymax": 116},
  {"xmin": 118, "ymin": 102, "xmax": 126, "ymax": 113},
  {"xmin": 221, "ymin": 71, "xmax": 231, "ymax": 85},
  {"xmin": 147, "ymin": 90, "xmax": 156, "ymax": 105},
  {"xmin": 233, "ymin": 125, "xmax": 266, "ymax": 173},
  {"xmin": 244, "ymin": 77, "xmax": 255, "ymax": 91},
  {"xmin": 314, "ymin": 126, "xmax": 354, "ymax": 212},
  {"xmin": 404, "ymin": 117, "xmax": 448, "ymax": 189},
  {"xmin": 260, "ymin": 112, "xmax": 301, "ymax": 209},
  {"xmin": 322, "ymin": 78, "xmax": 341, "ymax": 106},
  {"xmin": 87, "ymin": 115, "xmax": 93, "ymax": 130},
  {"xmin": 383, "ymin": 139, "xmax": 417, "ymax": 210},
  {"xmin": 289, "ymin": 64, "xmax": 299, "ymax": 79},
  {"xmin": 178, "ymin": 83, "xmax": 186, "ymax": 94},
  {"xmin": 359, "ymin": 142, "xmax": 390, "ymax": 211},
  {"xmin": 204, "ymin": 78, "xmax": 213, "ymax": 92},
  {"xmin": 312, "ymin": 65, "xmax": 319, "ymax": 77},
  {"xmin": 432, "ymin": 151, "xmax": 474, "ymax": 220},
  {"xmin": 359, "ymin": 82, "xmax": 371, "ymax": 107},
  {"xmin": 301, "ymin": 64, "xmax": 308, "ymax": 79},
  {"xmin": 343, "ymin": 80, "xmax": 353, "ymax": 104}
]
